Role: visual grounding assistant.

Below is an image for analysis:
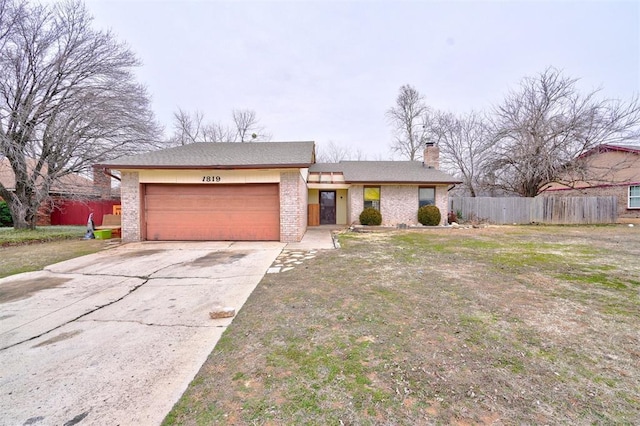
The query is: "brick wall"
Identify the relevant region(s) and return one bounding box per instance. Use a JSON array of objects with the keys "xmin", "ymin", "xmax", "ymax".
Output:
[
  {"xmin": 92, "ymin": 166, "xmax": 112, "ymax": 199},
  {"xmin": 348, "ymin": 185, "xmax": 364, "ymax": 224},
  {"xmin": 542, "ymin": 185, "xmax": 640, "ymax": 220},
  {"xmin": 121, "ymin": 171, "xmax": 141, "ymax": 241},
  {"xmin": 380, "ymin": 185, "xmax": 419, "ymax": 225},
  {"xmin": 349, "ymin": 184, "xmax": 449, "ymax": 226},
  {"xmin": 435, "ymin": 186, "xmax": 448, "ymax": 225},
  {"xmin": 279, "ymin": 170, "xmax": 307, "ymax": 242}
]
